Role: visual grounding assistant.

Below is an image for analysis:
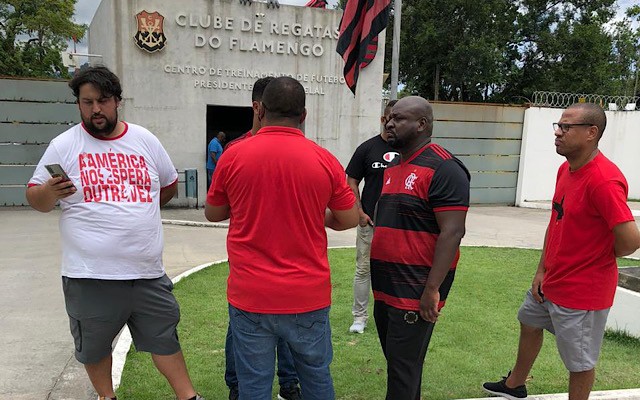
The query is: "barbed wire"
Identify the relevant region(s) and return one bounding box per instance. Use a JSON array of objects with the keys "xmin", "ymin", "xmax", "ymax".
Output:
[{"xmin": 532, "ymin": 91, "xmax": 639, "ymax": 111}]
